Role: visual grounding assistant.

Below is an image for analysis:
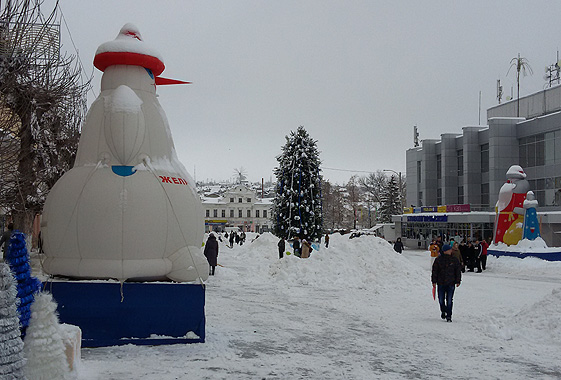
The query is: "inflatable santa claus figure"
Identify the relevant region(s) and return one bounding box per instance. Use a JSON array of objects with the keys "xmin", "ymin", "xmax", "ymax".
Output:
[
  {"xmin": 41, "ymin": 24, "xmax": 208, "ymax": 282},
  {"xmin": 493, "ymin": 165, "xmax": 530, "ymax": 245}
]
